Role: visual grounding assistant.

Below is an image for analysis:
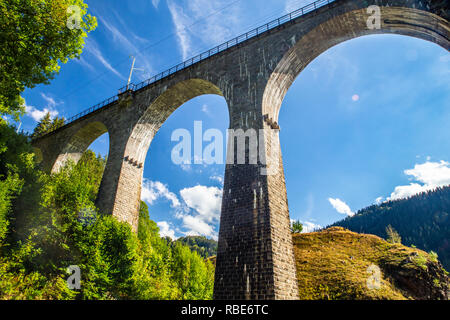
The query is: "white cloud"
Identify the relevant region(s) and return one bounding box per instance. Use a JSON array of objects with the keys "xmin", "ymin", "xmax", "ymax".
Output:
[
  {"xmin": 328, "ymin": 198, "xmax": 354, "ymax": 216},
  {"xmin": 388, "ymin": 183, "xmax": 427, "ymax": 201},
  {"xmin": 180, "ymin": 185, "xmax": 222, "ymax": 223},
  {"xmin": 152, "ymin": 0, "xmax": 160, "ymax": 9},
  {"xmin": 173, "ymin": 185, "xmax": 223, "ymax": 239},
  {"xmin": 374, "ymin": 197, "xmax": 384, "ymax": 205},
  {"xmin": 99, "ymin": 15, "xmax": 153, "ymax": 80},
  {"xmin": 157, "ymin": 221, "xmax": 176, "ymax": 239},
  {"xmin": 24, "ymin": 93, "xmax": 62, "ymax": 122},
  {"xmin": 141, "ymin": 179, "xmax": 180, "ymax": 207},
  {"xmin": 181, "ymin": 215, "xmax": 216, "ymax": 239},
  {"xmin": 167, "ymin": 0, "xmax": 192, "ymax": 60},
  {"xmin": 387, "ymin": 160, "xmax": 450, "ymax": 201},
  {"xmin": 290, "ymin": 218, "xmax": 321, "ymax": 233},
  {"xmin": 141, "ymin": 180, "xmax": 221, "ymax": 239},
  {"xmin": 74, "ymin": 56, "xmax": 94, "ymax": 71},
  {"xmin": 84, "ymin": 38, "xmax": 124, "ymax": 79},
  {"xmin": 40, "ymin": 93, "xmax": 58, "ymax": 108},
  {"xmin": 25, "ymin": 103, "xmax": 58, "ymax": 122},
  {"xmin": 167, "ymin": 0, "xmax": 241, "ymax": 60},
  {"xmin": 404, "ymin": 160, "xmax": 450, "ymax": 186},
  {"xmin": 301, "ymin": 220, "xmax": 322, "ymax": 233}
]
